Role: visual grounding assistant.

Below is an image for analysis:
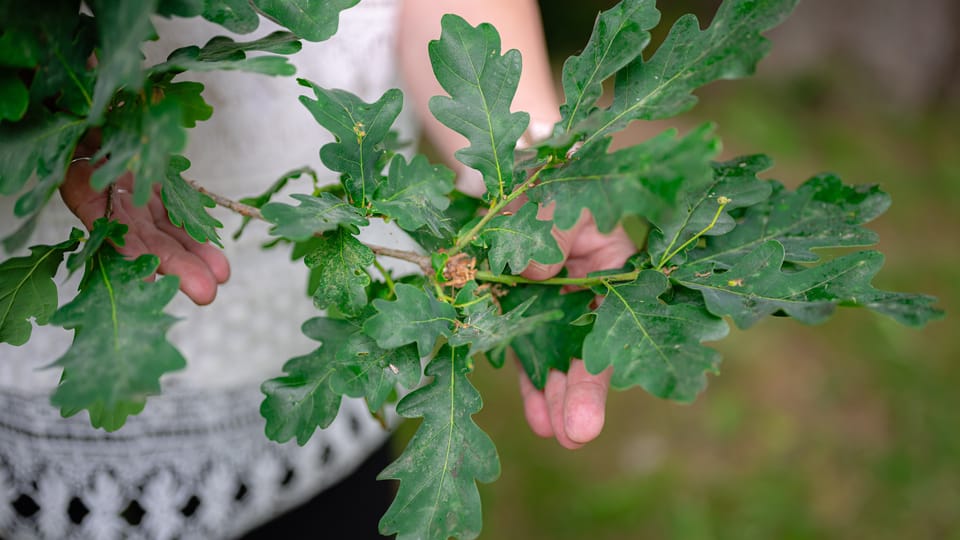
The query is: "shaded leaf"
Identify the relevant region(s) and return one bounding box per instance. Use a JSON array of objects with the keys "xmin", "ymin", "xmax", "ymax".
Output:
[
  {"xmin": 260, "ymin": 318, "xmax": 353, "ymax": 445},
  {"xmin": 87, "ymin": 0, "xmax": 157, "ymax": 122},
  {"xmin": 363, "ymin": 283, "xmax": 457, "ymax": 356},
  {"xmin": 160, "ymin": 81, "xmax": 213, "ymax": 128},
  {"xmin": 0, "ymin": 72, "xmax": 29, "ymax": 122},
  {"xmin": 428, "ymin": 14, "xmax": 528, "ymax": 200},
  {"xmin": 529, "ymin": 125, "xmax": 719, "ymax": 232},
  {"xmin": 161, "ymin": 155, "xmax": 223, "ymax": 246},
  {"xmin": 48, "ymin": 245, "xmax": 185, "ymax": 431},
  {"xmin": 583, "ymin": 270, "xmax": 728, "ymax": 401},
  {"xmin": 252, "ymin": 0, "xmax": 359, "ymax": 42},
  {"xmin": 448, "ymin": 282, "xmax": 563, "ymax": 359},
  {"xmin": 673, "ymin": 240, "xmax": 945, "ymax": 329},
  {"xmin": 579, "ymin": 0, "xmax": 798, "ymax": 146},
  {"xmin": 149, "ymin": 32, "xmax": 300, "ymax": 77},
  {"xmin": 65, "ymin": 217, "xmax": 126, "ymax": 274},
  {"xmin": 0, "ymin": 229, "xmax": 83, "ymax": 346},
  {"xmin": 689, "ymin": 173, "xmax": 891, "ymax": 268},
  {"xmin": 303, "ymin": 229, "xmax": 374, "ymax": 316},
  {"xmin": 489, "ymin": 285, "xmax": 595, "ymax": 389},
  {"xmin": 262, "ymin": 192, "xmax": 368, "ymax": 242},
  {"xmin": 649, "ymin": 154, "xmax": 773, "ymax": 267},
  {"xmin": 299, "ymin": 81, "xmax": 402, "ymax": 205},
  {"xmin": 378, "ymin": 345, "xmax": 499, "ymax": 540},
  {"xmin": 372, "ymin": 154, "xmax": 455, "ymax": 237},
  {"xmin": 556, "ymin": 0, "xmax": 660, "ymax": 134},
  {"xmin": 479, "ymin": 203, "xmax": 562, "ymax": 276},
  {"xmin": 90, "ymin": 98, "xmax": 187, "ymax": 206}
]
